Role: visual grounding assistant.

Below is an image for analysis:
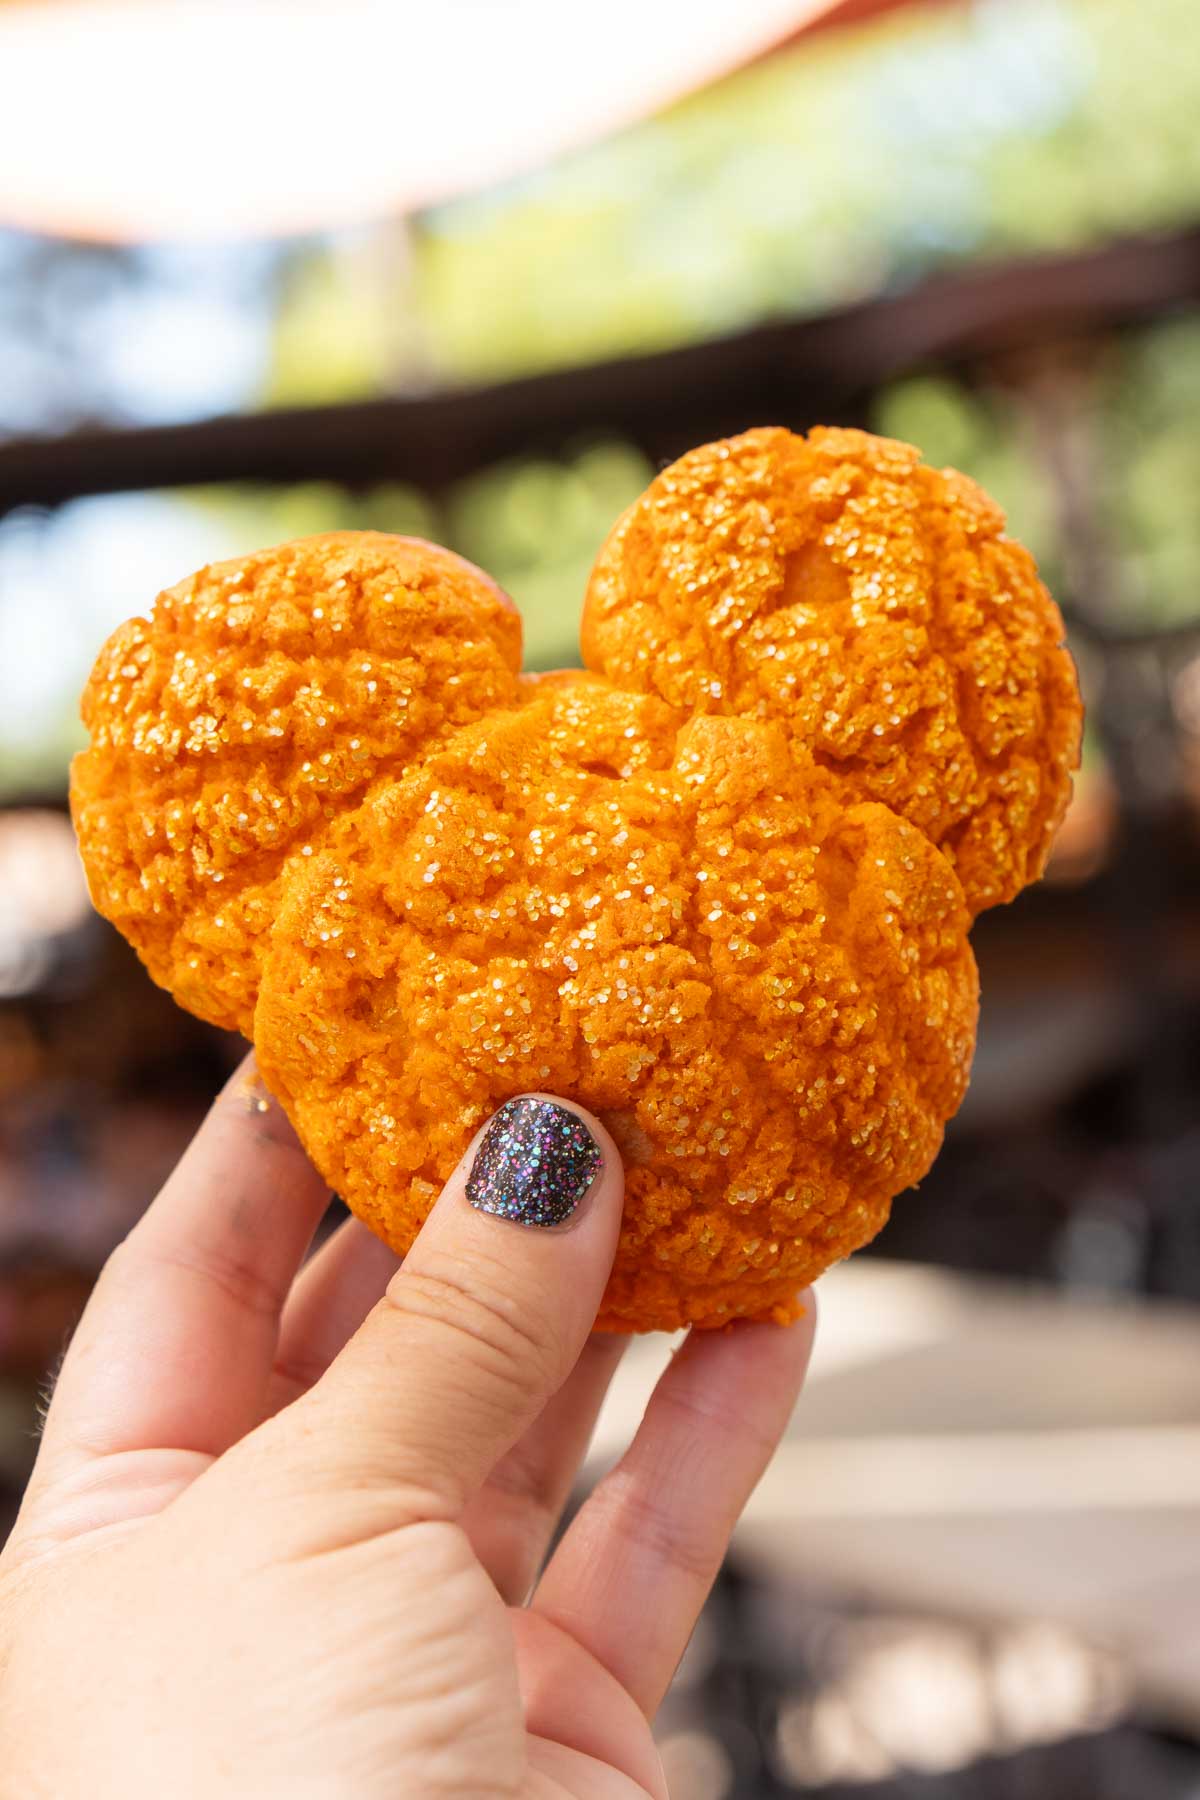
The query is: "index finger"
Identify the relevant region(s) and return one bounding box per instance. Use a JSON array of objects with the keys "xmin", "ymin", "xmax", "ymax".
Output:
[{"xmin": 34, "ymin": 1056, "xmax": 331, "ymax": 1488}]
